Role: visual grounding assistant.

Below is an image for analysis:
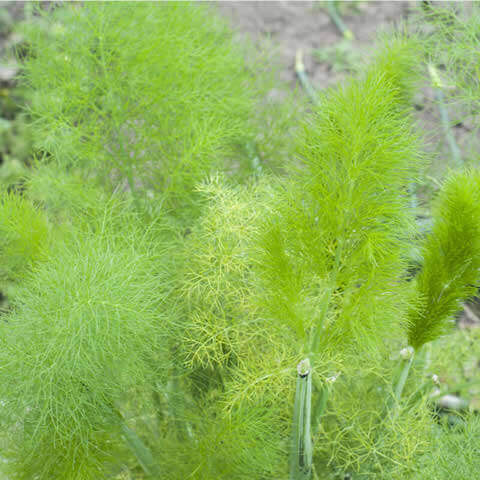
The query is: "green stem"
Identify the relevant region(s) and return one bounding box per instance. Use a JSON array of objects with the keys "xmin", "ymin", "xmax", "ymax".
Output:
[
  {"xmin": 435, "ymin": 87, "xmax": 462, "ymax": 167},
  {"xmin": 121, "ymin": 422, "xmax": 158, "ymax": 477},
  {"xmin": 98, "ymin": 15, "xmax": 142, "ymax": 210},
  {"xmin": 393, "ymin": 348, "xmax": 415, "ymax": 417},
  {"xmin": 166, "ymin": 374, "xmax": 192, "ymax": 442},
  {"xmin": 110, "ymin": 405, "xmax": 158, "ymax": 477},
  {"xmin": 311, "ymin": 238, "xmax": 344, "ymax": 352},
  {"xmin": 290, "ymin": 359, "xmax": 313, "ymax": 480},
  {"xmin": 295, "ymin": 49, "xmax": 318, "ymax": 105},
  {"xmin": 428, "ymin": 64, "xmax": 462, "ymax": 168},
  {"xmin": 246, "ymin": 140, "xmax": 262, "ymax": 175},
  {"xmin": 326, "ymin": 1, "xmax": 354, "ymax": 40},
  {"xmin": 312, "ymin": 377, "xmax": 330, "ymax": 437}
]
